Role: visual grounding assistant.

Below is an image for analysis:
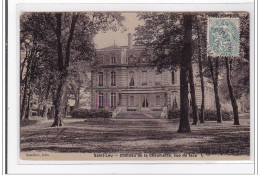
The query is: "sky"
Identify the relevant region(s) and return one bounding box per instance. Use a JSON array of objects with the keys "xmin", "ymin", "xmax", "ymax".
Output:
[{"xmin": 93, "ymin": 13, "xmax": 143, "ymax": 49}]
